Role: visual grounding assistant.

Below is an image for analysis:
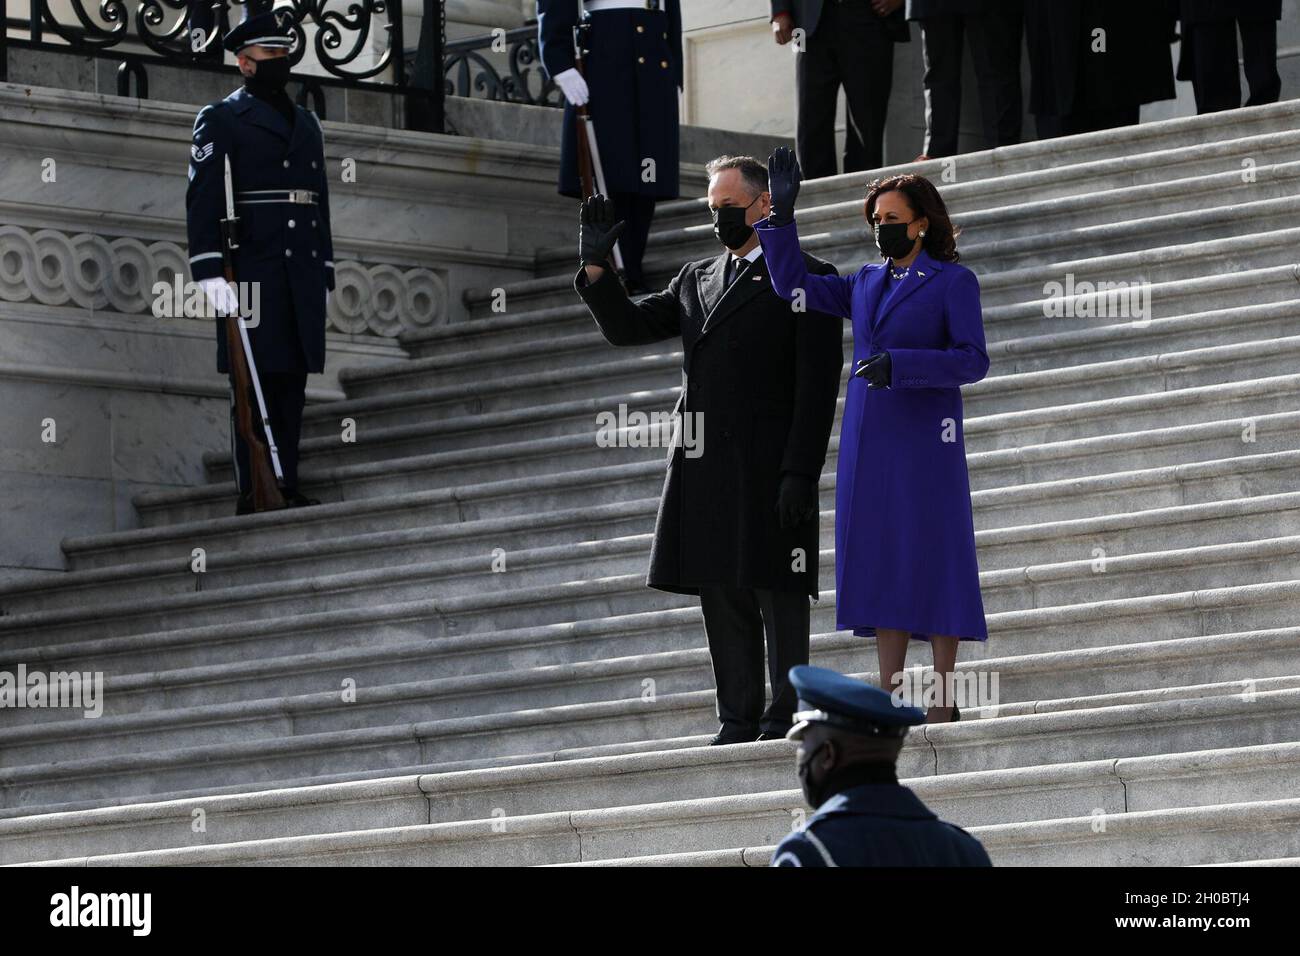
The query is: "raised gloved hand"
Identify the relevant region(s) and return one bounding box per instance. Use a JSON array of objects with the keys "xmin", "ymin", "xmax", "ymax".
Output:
[
  {"xmin": 580, "ymin": 194, "xmax": 626, "ymax": 268},
  {"xmin": 766, "ymin": 146, "xmax": 802, "ymax": 226},
  {"xmin": 552, "ymin": 67, "xmax": 589, "ymax": 106},
  {"xmin": 199, "ymin": 276, "xmax": 239, "ymax": 317},
  {"xmin": 854, "ymin": 351, "xmax": 892, "ymax": 389},
  {"xmin": 776, "ymin": 473, "xmax": 818, "ymax": 529}
]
